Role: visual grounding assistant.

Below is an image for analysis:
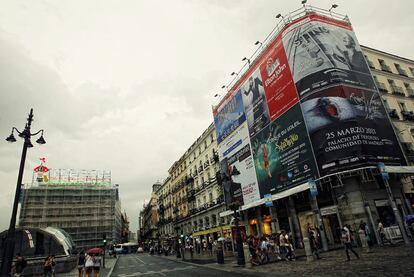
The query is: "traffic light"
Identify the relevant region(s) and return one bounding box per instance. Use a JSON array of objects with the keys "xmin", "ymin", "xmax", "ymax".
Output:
[{"xmin": 103, "ymin": 234, "xmax": 107, "ymax": 246}]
